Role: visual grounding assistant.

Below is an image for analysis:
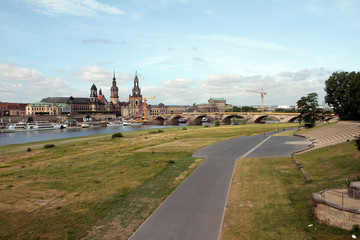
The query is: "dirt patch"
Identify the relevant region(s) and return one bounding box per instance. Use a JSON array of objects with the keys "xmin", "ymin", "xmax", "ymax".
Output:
[
  {"xmin": 0, "ymin": 187, "xmax": 64, "ymax": 213},
  {"xmin": 83, "ymin": 206, "xmax": 150, "ymax": 240}
]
